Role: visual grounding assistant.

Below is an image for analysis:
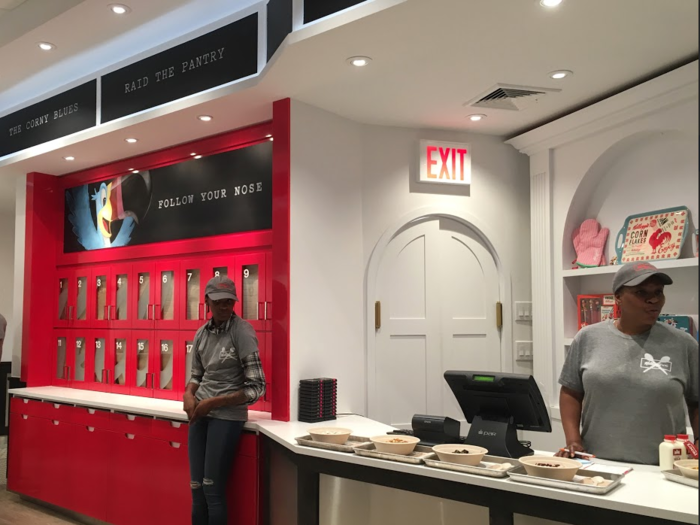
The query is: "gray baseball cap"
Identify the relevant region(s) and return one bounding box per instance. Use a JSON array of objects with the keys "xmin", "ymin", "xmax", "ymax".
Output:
[
  {"xmin": 205, "ymin": 275, "xmax": 238, "ymax": 301},
  {"xmin": 612, "ymin": 262, "xmax": 673, "ymax": 293}
]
